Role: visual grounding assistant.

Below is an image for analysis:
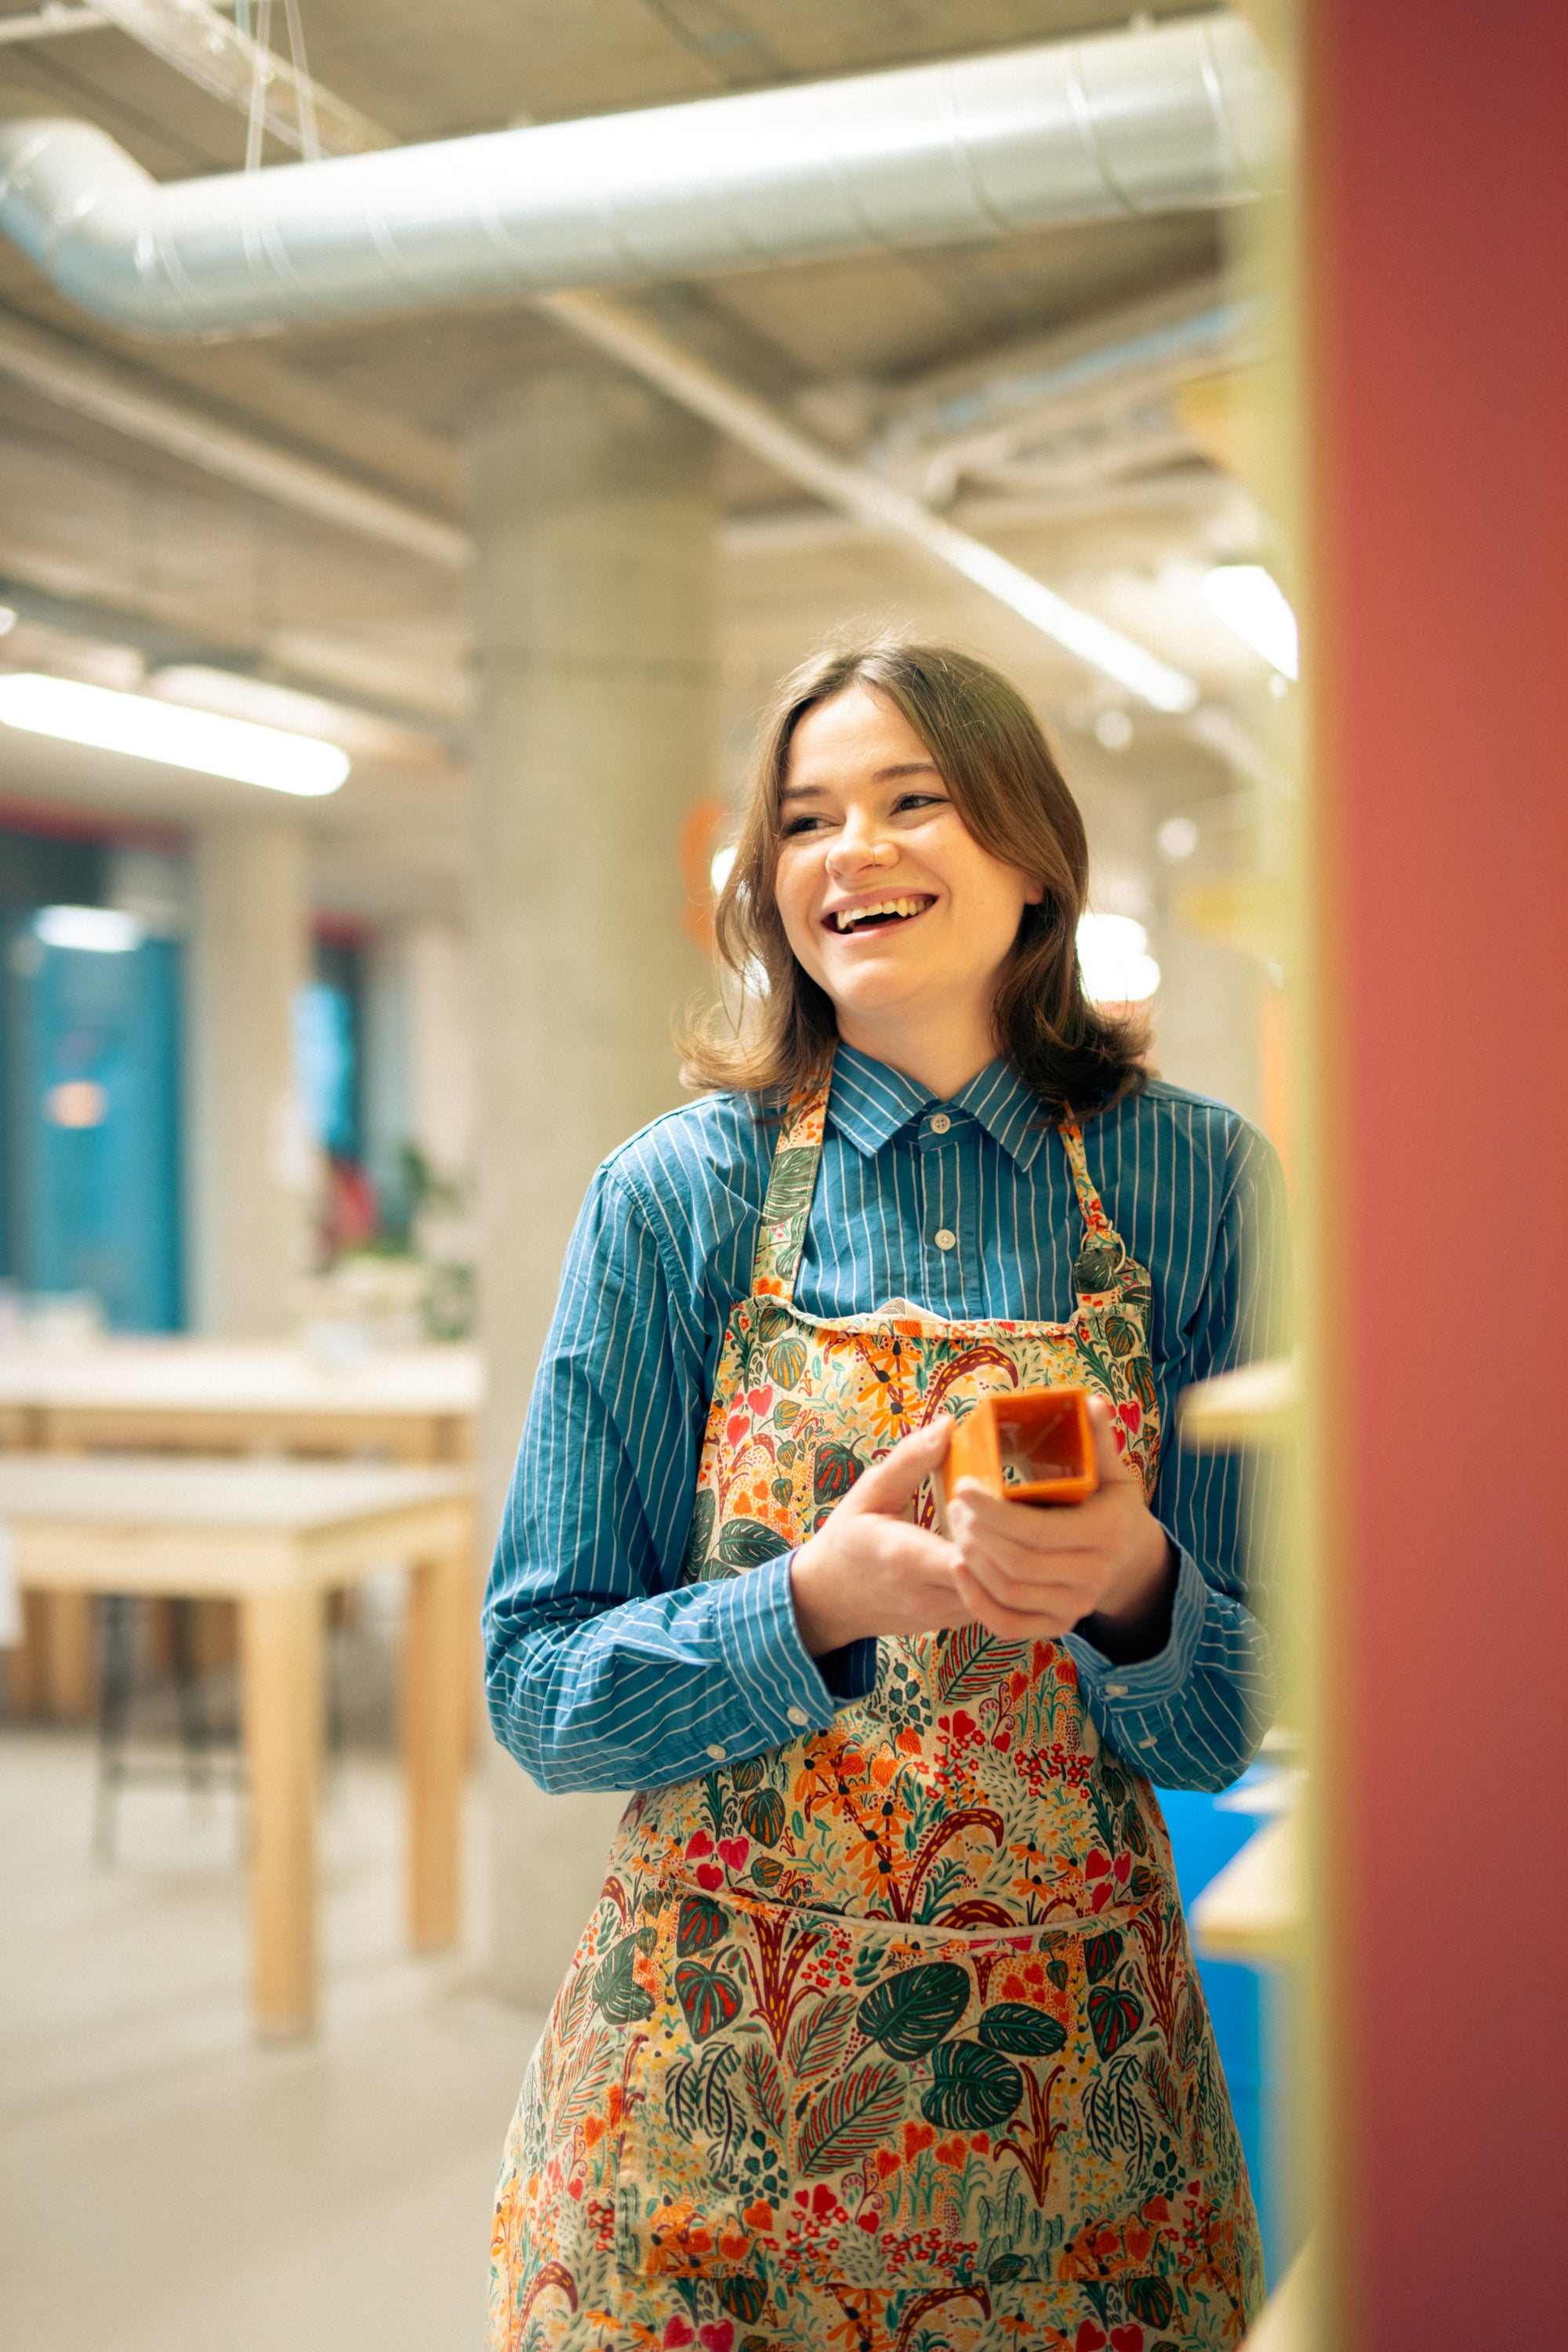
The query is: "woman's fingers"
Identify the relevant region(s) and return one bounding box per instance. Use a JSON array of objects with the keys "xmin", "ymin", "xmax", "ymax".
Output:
[
  {"xmin": 950, "ymin": 1565, "xmax": 1076, "ymax": 1642},
  {"xmin": 960, "ymin": 1552, "xmax": 1094, "ymax": 1622},
  {"xmin": 949, "ymin": 1481, "xmax": 1103, "ymax": 1556}
]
